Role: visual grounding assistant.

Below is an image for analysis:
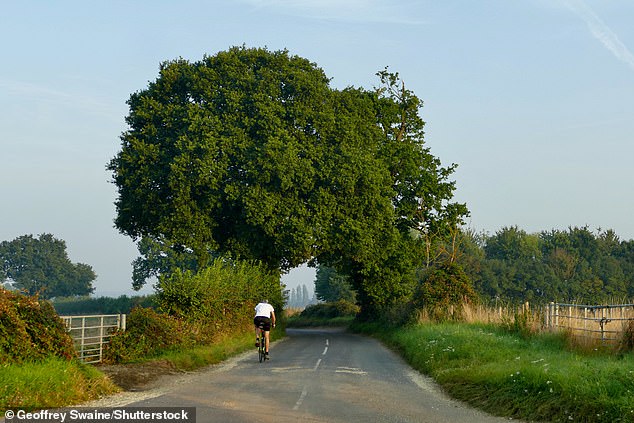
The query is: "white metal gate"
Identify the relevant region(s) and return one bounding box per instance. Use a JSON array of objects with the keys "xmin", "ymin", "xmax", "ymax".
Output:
[{"xmin": 60, "ymin": 314, "xmax": 126, "ymax": 363}]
